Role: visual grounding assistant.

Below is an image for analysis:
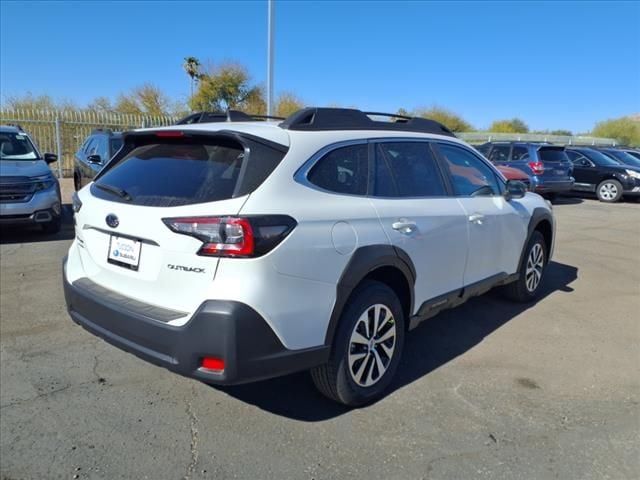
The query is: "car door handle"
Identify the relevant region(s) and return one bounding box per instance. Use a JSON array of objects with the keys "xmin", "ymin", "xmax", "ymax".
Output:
[
  {"xmin": 392, "ymin": 220, "xmax": 417, "ymax": 234},
  {"xmin": 468, "ymin": 213, "xmax": 485, "ymax": 225}
]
